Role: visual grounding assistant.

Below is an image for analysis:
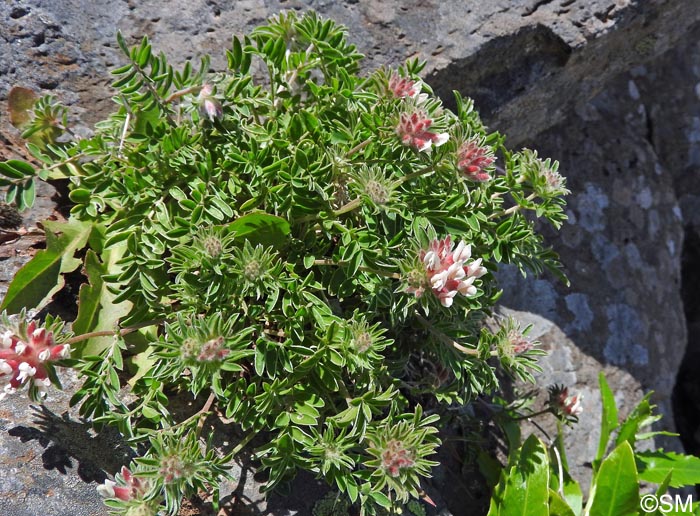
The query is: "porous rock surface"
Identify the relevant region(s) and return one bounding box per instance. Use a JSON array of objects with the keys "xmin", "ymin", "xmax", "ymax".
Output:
[{"xmin": 2, "ymin": 0, "xmax": 700, "ymax": 514}]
